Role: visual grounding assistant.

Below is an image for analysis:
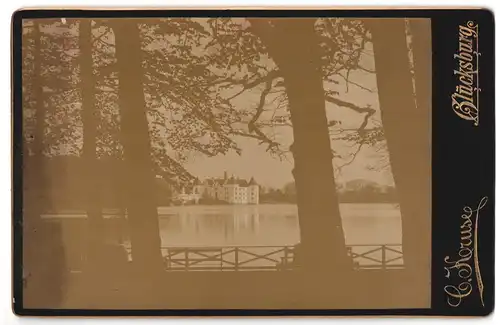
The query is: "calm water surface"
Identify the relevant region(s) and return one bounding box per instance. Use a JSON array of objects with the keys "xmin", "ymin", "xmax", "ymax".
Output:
[
  {"xmin": 42, "ymin": 203, "xmax": 403, "ymax": 268},
  {"xmin": 155, "ymin": 203, "xmax": 402, "ymax": 247},
  {"xmin": 43, "ymin": 203, "xmax": 402, "ymax": 247}
]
